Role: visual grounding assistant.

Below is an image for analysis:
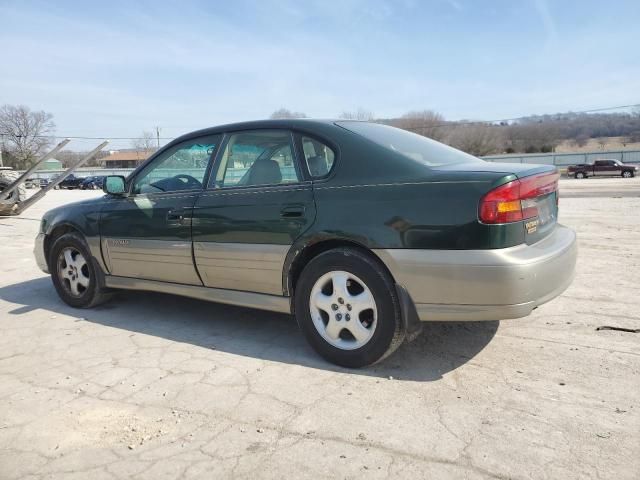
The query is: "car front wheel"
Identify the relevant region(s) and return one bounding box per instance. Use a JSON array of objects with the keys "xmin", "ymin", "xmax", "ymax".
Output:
[
  {"xmin": 50, "ymin": 232, "xmax": 112, "ymax": 308},
  {"xmin": 575, "ymin": 172, "xmax": 585, "ymax": 179},
  {"xmin": 294, "ymin": 248, "xmax": 405, "ymax": 368},
  {"xmin": 622, "ymin": 170, "xmax": 633, "ymax": 178}
]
